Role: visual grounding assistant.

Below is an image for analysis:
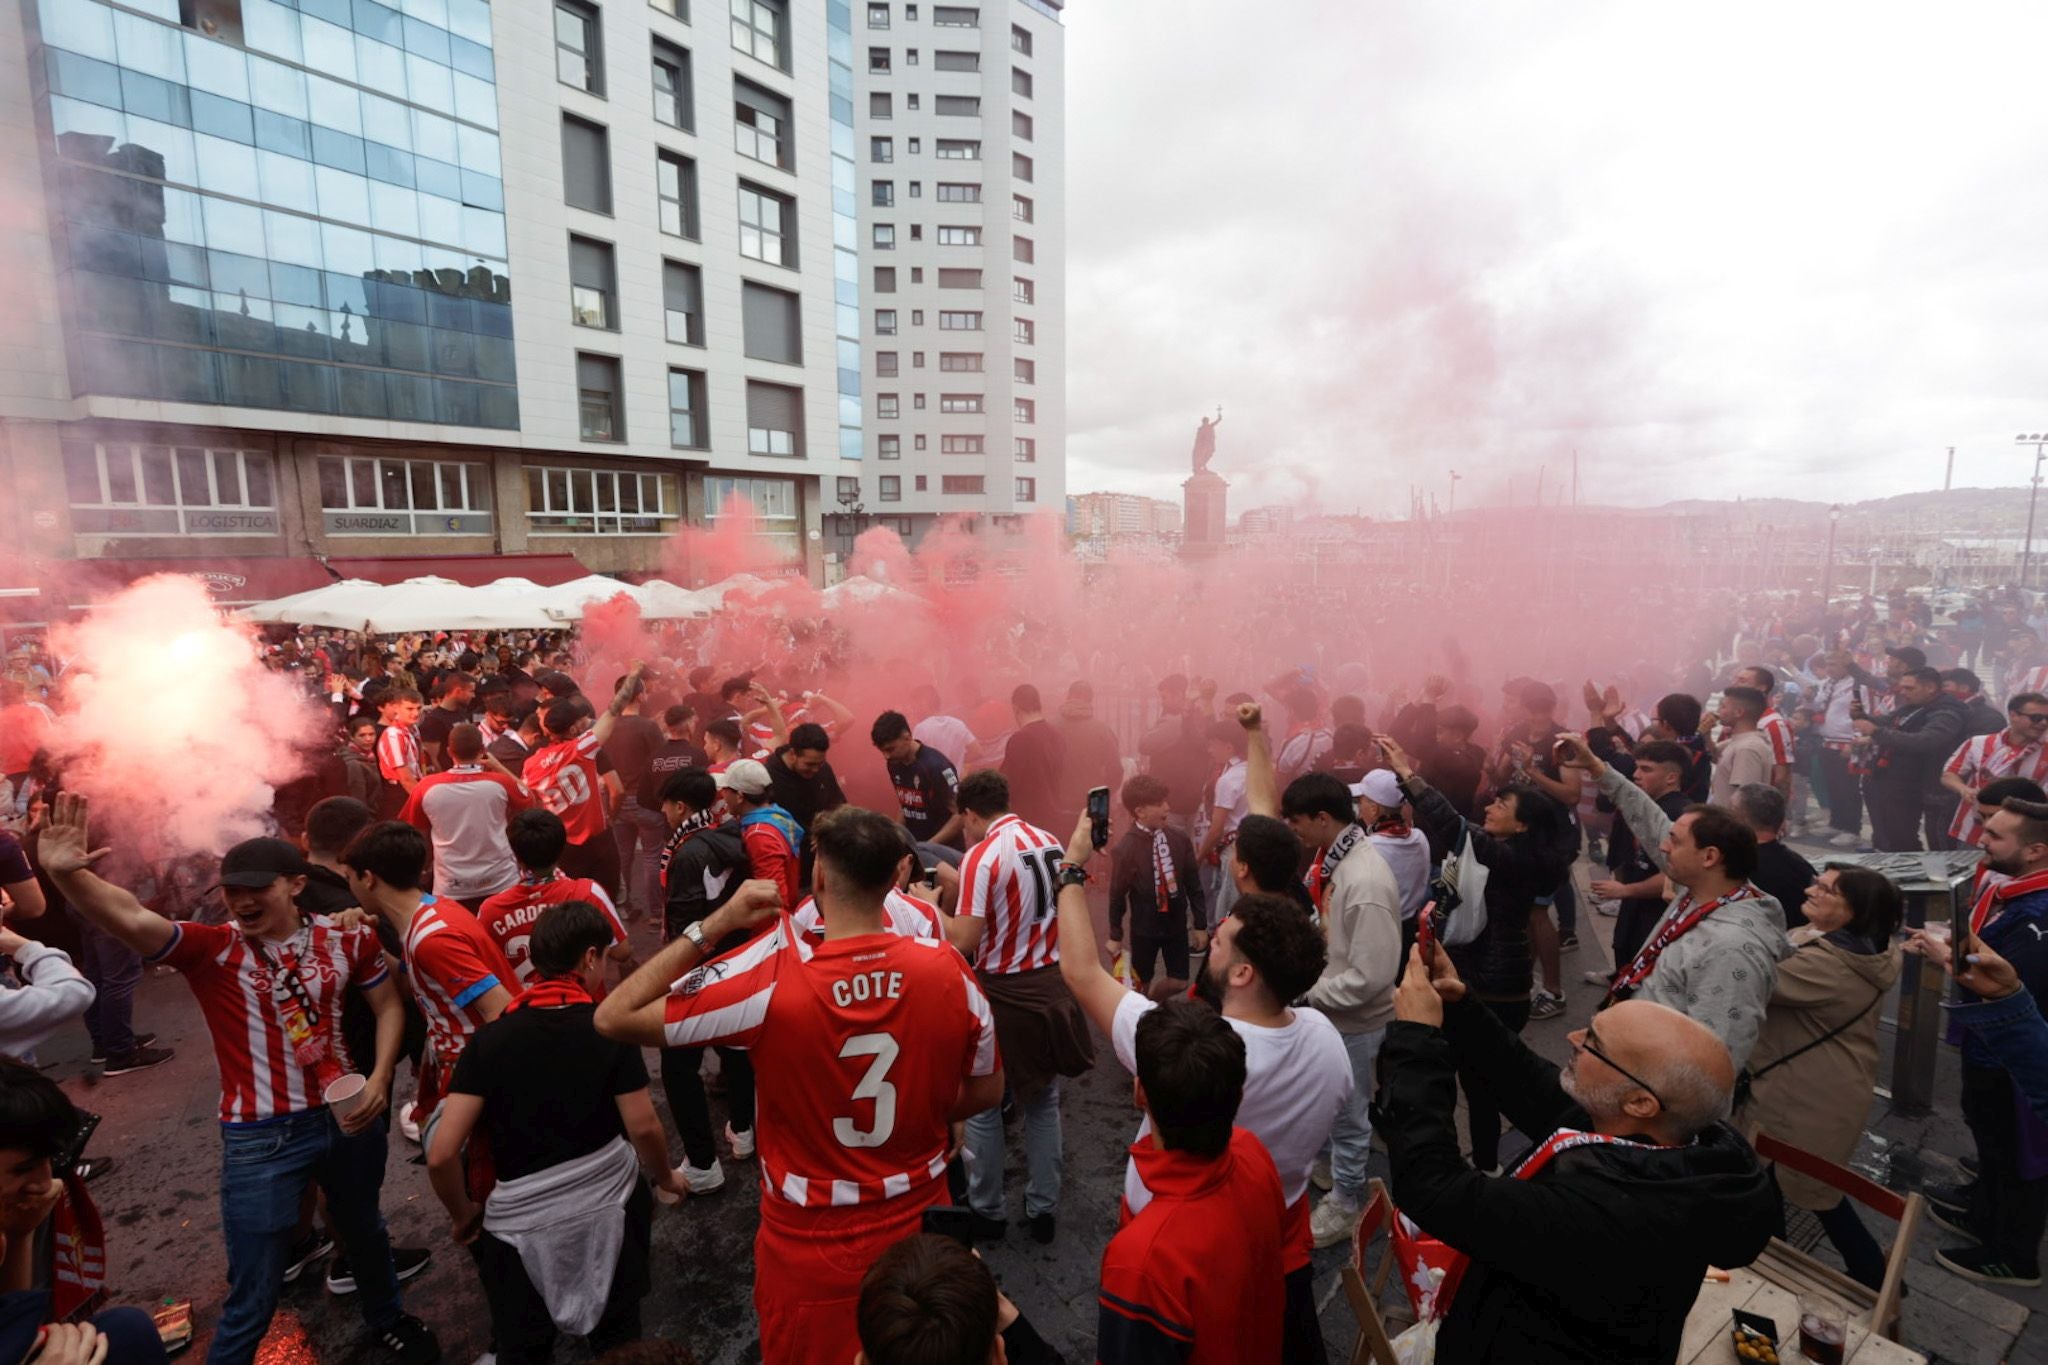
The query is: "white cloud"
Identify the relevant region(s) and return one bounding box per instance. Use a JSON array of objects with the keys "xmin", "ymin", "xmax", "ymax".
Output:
[{"xmin": 1062, "ymin": 1, "xmax": 2048, "ymax": 514}]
